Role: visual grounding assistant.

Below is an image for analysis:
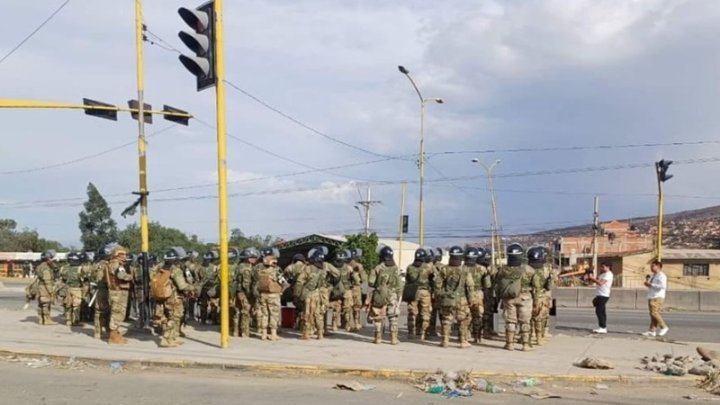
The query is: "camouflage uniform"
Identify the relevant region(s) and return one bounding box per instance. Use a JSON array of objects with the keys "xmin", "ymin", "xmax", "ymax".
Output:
[
  {"xmin": 284, "ymin": 261, "xmax": 306, "ymax": 330},
  {"xmin": 531, "ymin": 264, "xmax": 555, "ymax": 345},
  {"xmin": 368, "ymin": 262, "xmax": 403, "ymax": 345},
  {"xmin": 105, "ymin": 250, "xmax": 132, "ymax": 344},
  {"xmin": 467, "ymin": 263, "xmax": 491, "ymax": 344},
  {"xmin": 497, "ymin": 264, "xmax": 542, "ymax": 351},
  {"xmin": 182, "ymin": 260, "xmax": 199, "ymax": 323},
  {"xmin": 234, "ymin": 261, "xmax": 254, "ymax": 337},
  {"xmin": 482, "ymin": 264, "xmax": 499, "ymax": 338},
  {"xmin": 198, "ymin": 262, "xmax": 218, "ymax": 324},
  {"xmin": 35, "ymin": 262, "xmax": 57, "ymax": 325},
  {"xmin": 297, "ymin": 263, "xmax": 338, "ymax": 339},
  {"xmin": 59, "ymin": 264, "xmax": 87, "ymax": 326},
  {"xmin": 349, "ymin": 259, "xmax": 365, "ymax": 331},
  {"xmin": 404, "ymin": 262, "xmax": 434, "ymax": 340},
  {"xmin": 91, "ymin": 260, "xmax": 110, "ymax": 339},
  {"xmin": 333, "ymin": 263, "xmax": 359, "ymax": 332},
  {"xmin": 158, "ymin": 263, "xmax": 192, "ymax": 347},
  {"xmin": 428, "ymin": 262, "xmax": 443, "ymax": 337},
  {"xmin": 436, "ymin": 263, "xmax": 474, "ymax": 348},
  {"xmin": 252, "ymin": 257, "xmax": 284, "ymax": 340}
]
